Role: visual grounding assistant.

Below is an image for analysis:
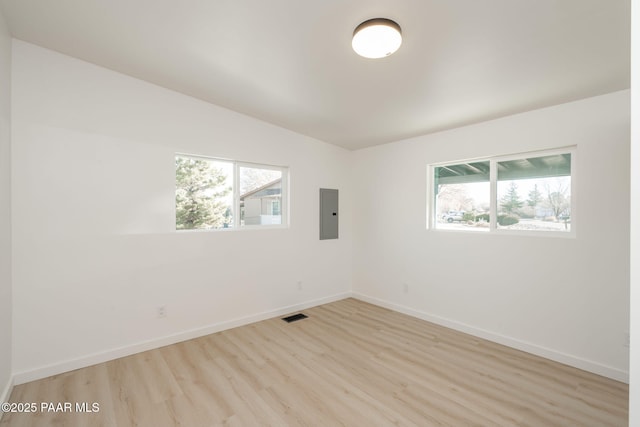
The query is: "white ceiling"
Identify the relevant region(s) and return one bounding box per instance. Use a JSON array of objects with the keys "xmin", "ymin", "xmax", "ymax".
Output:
[{"xmin": 0, "ymin": 0, "xmax": 630, "ymax": 150}]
